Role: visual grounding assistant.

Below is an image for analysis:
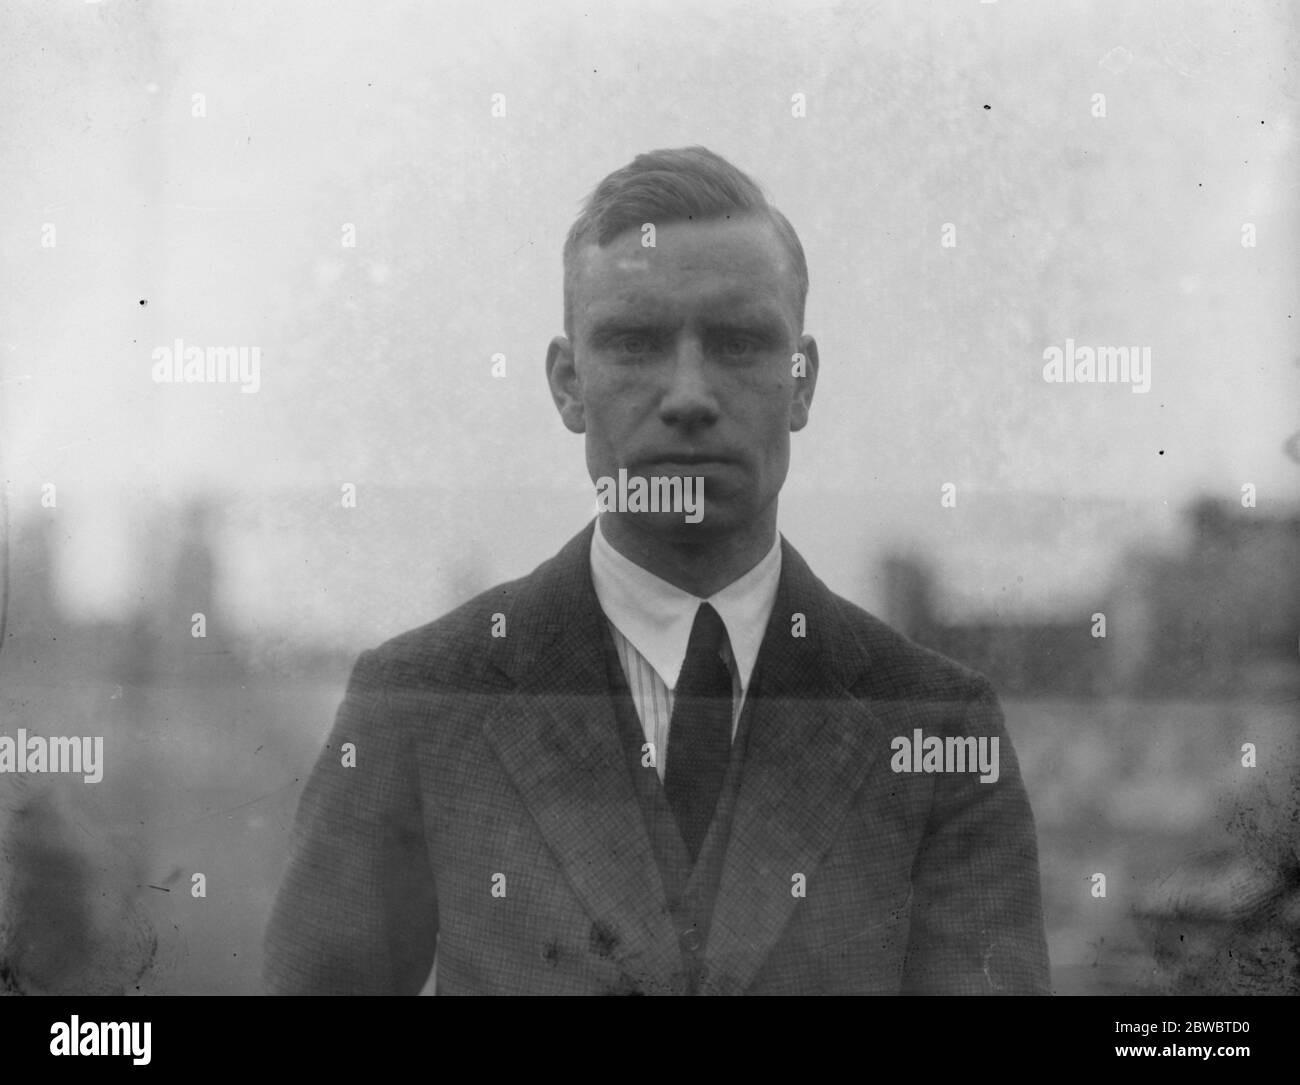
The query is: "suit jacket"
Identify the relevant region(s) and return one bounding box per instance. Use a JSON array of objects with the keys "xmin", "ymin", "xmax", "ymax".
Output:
[{"xmin": 263, "ymin": 522, "xmax": 1050, "ymax": 995}]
